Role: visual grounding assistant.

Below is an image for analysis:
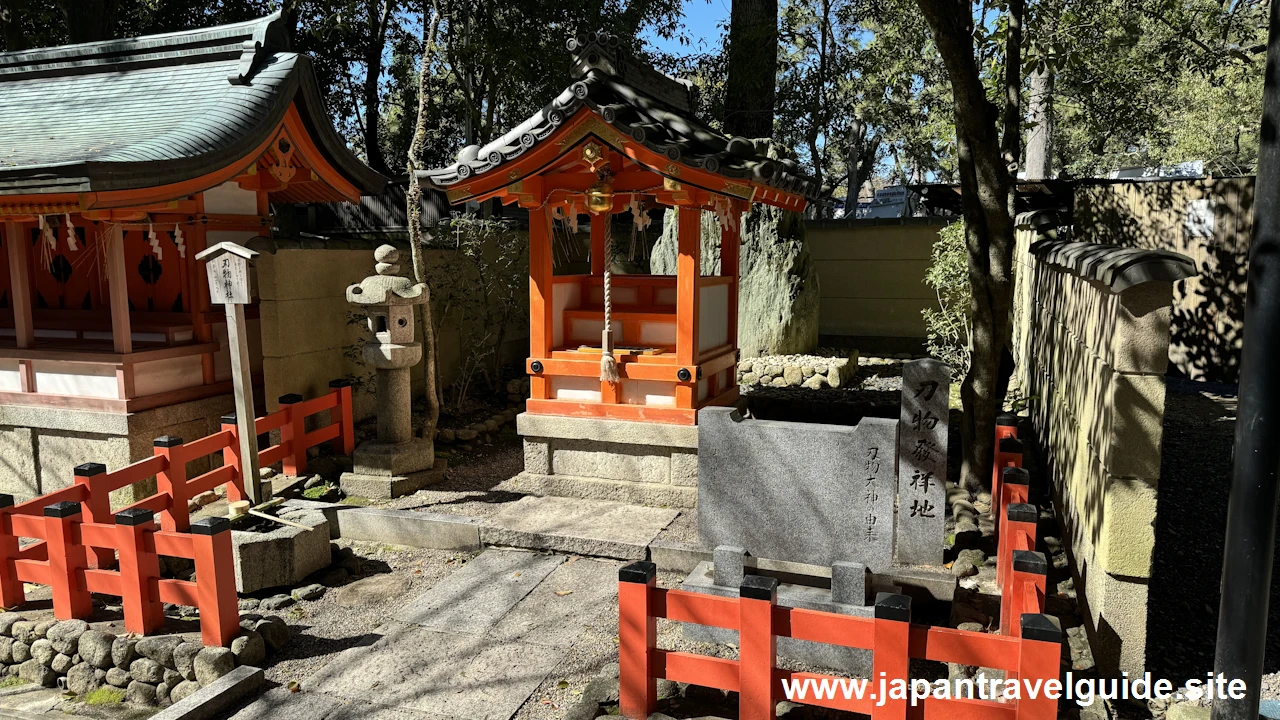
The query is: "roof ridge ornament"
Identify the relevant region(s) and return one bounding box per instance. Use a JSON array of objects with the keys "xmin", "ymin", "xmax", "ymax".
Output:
[{"xmin": 228, "ymin": 10, "xmax": 290, "ymax": 86}]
